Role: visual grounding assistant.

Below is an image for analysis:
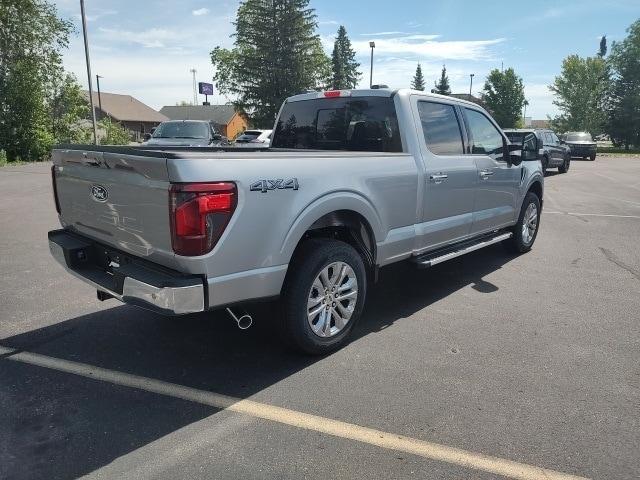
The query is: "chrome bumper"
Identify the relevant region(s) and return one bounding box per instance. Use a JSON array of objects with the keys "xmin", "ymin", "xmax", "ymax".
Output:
[{"xmin": 48, "ymin": 230, "xmax": 204, "ymax": 315}]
